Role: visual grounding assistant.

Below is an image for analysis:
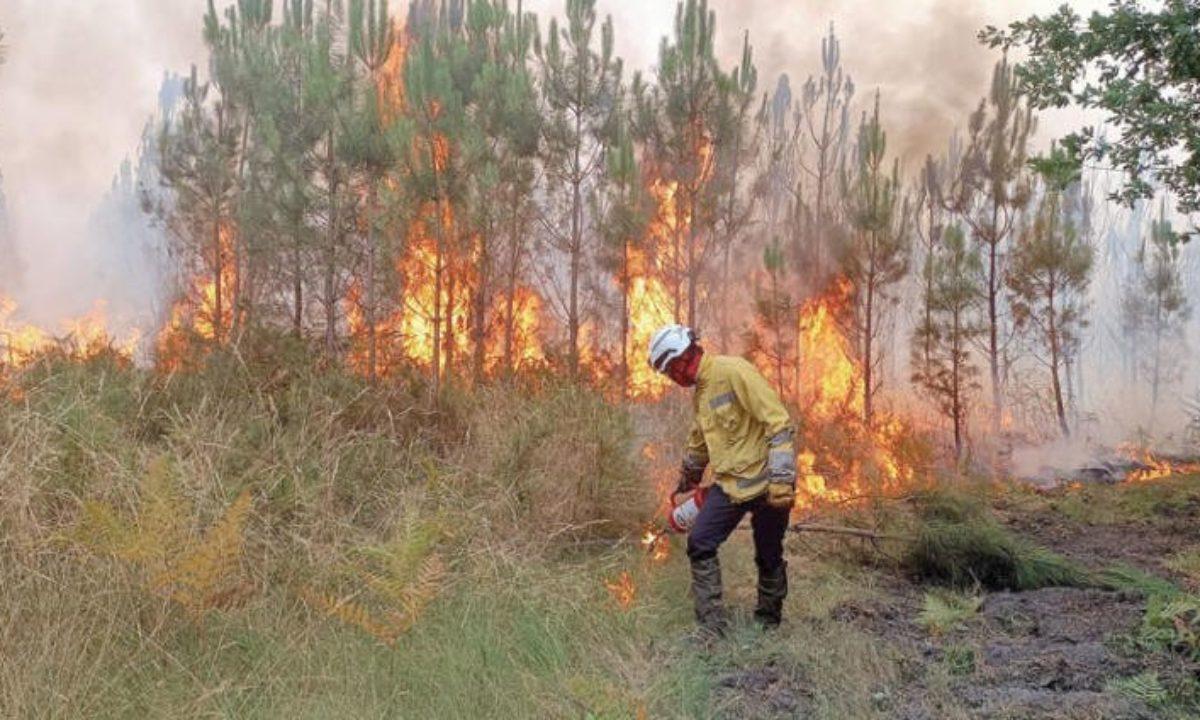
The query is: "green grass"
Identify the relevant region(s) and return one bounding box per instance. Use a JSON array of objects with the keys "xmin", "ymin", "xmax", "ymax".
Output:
[
  {"xmin": 917, "ymin": 591, "xmax": 982, "ymax": 635},
  {"xmin": 904, "ymin": 518, "xmax": 1091, "ymax": 591},
  {"xmin": 1166, "ymin": 545, "xmax": 1200, "ymax": 582},
  {"xmin": 1047, "ymin": 474, "xmax": 1200, "ymax": 525}
]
